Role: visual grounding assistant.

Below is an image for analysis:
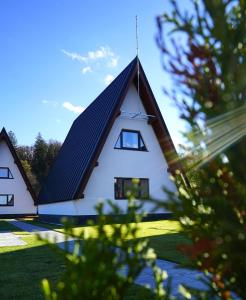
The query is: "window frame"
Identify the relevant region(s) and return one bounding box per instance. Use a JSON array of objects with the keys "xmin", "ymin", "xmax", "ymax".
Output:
[
  {"xmin": 0, "ymin": 194, "xmax": 14, "ymax": 206},
  {"xmin": 0, "ymin": 167, "xmax": 14, "ymax": 179},
  {"xmin": 114, "ymin": 129, "xmax": 147, "ymax": 151},
  {"xmin": 114, "ymin": 177, "xmax": 149, "ymax": 200}
]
